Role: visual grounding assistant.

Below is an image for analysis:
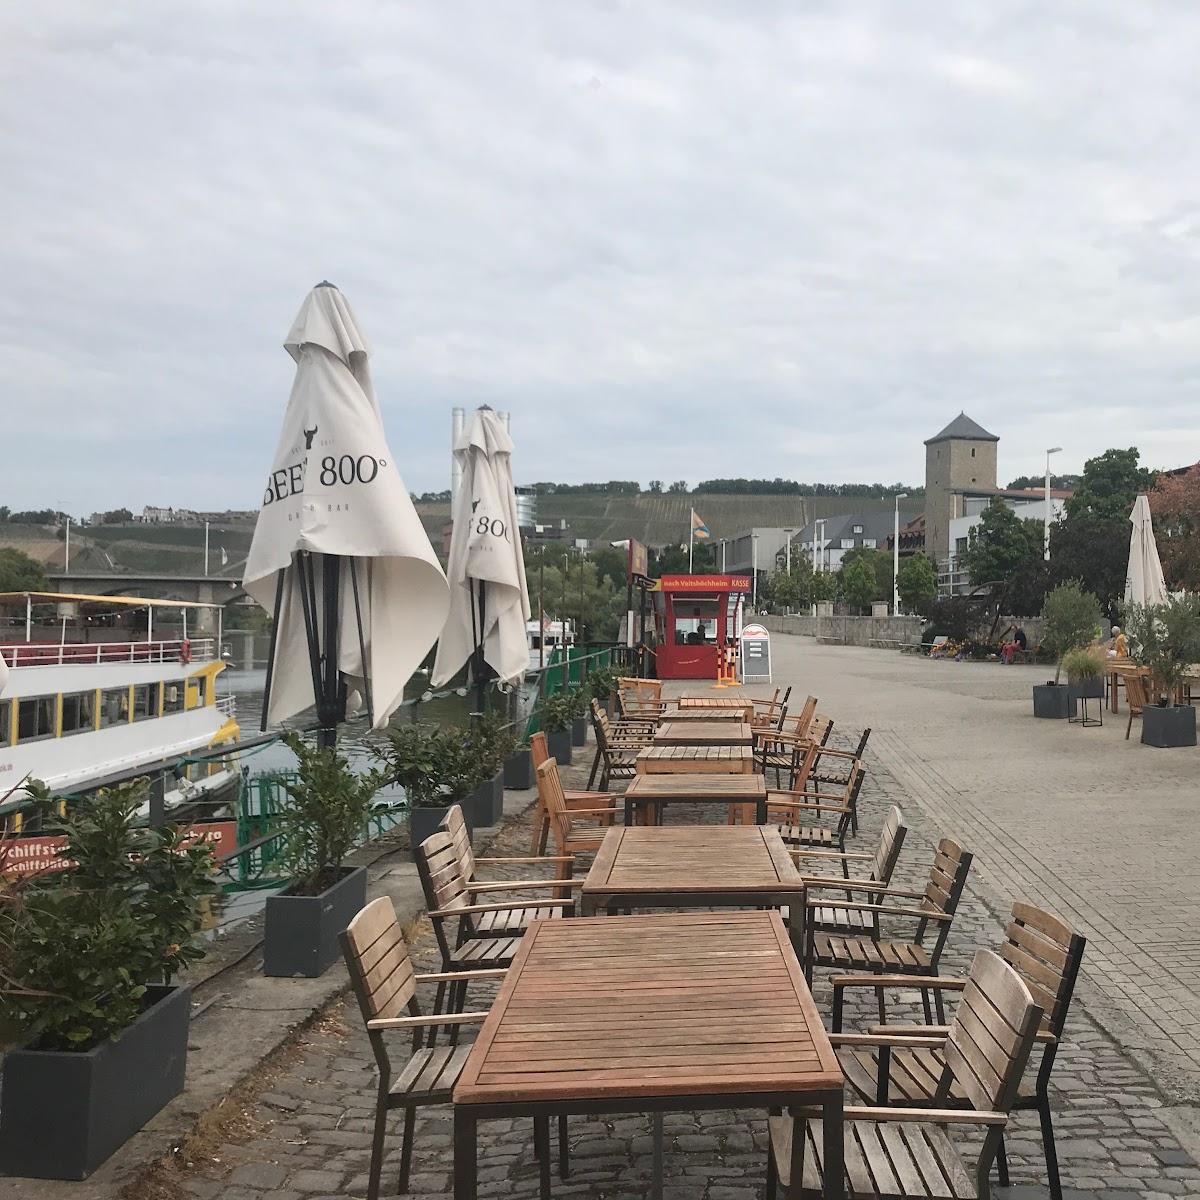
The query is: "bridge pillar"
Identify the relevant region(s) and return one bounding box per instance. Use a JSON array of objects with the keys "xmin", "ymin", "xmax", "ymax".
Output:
[{"xmin": 195, "ymin": 583, "xmax": 218, "ymax": 635}]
